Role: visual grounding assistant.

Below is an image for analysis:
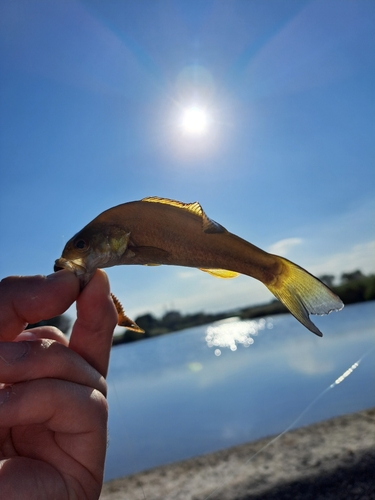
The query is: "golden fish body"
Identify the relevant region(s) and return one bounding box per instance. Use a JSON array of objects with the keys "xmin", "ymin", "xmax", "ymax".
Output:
[{"xmin": 55, "ymin": 197, "xmax": 343, "ymax": 336}]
